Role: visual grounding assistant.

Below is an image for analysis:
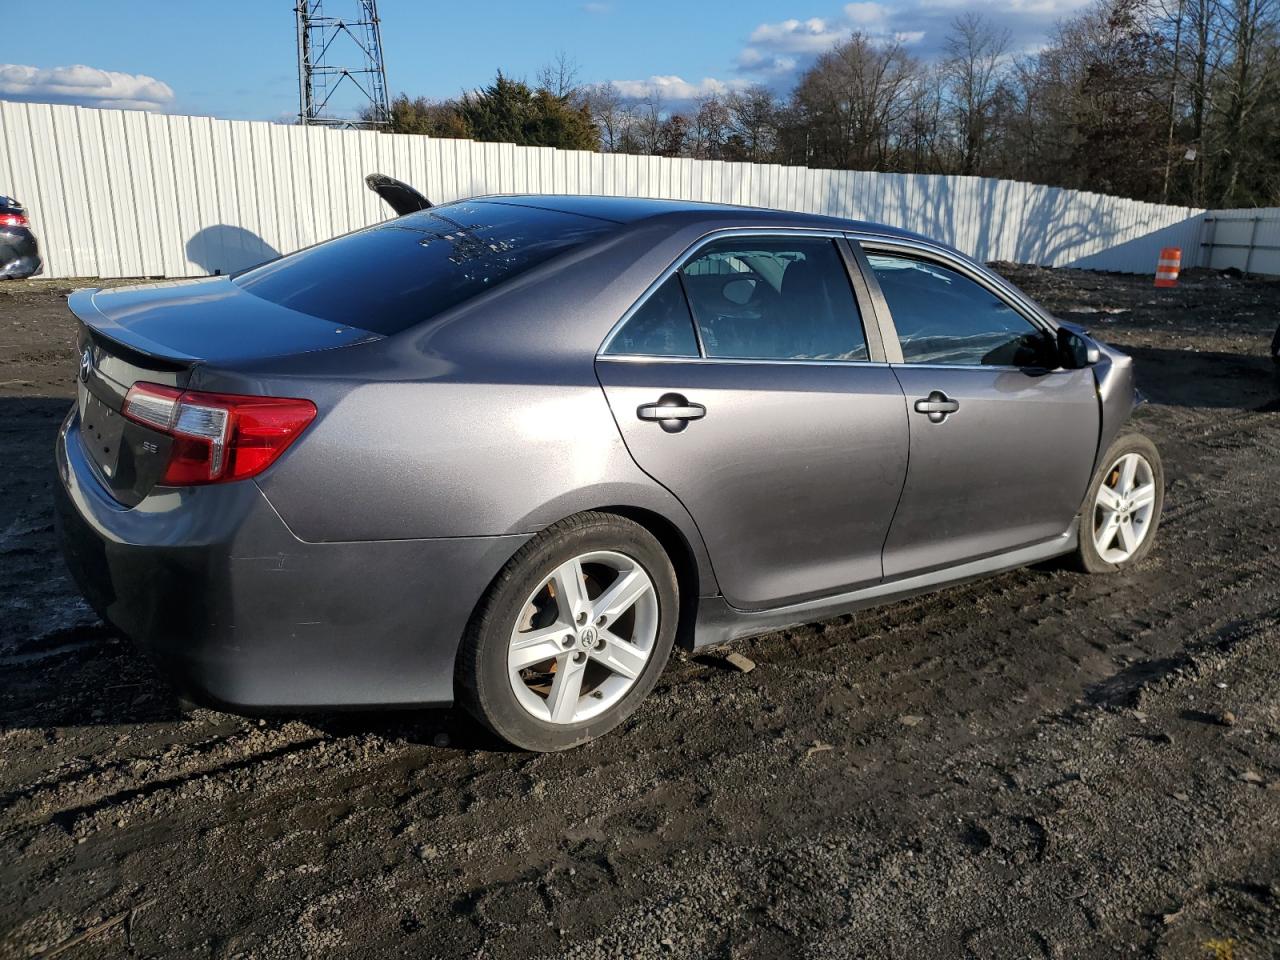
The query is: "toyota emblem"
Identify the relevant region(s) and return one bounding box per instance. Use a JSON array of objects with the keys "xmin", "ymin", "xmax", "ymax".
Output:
[{"xmin": 78, "ymin": 346, "xmax": 93, "ymax": 384}]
